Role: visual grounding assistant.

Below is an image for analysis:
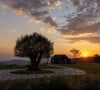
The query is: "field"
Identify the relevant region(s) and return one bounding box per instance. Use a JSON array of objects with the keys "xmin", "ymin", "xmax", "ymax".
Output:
[
  {"xmin": 65, "ymin": 63, "xmax": 100, "ymax": 74},
  {"xmin": 0, "ymin": 63, "xmax": 100, "ymax": 90},
  {"xmin": 0, "ymin": 64, "xmax": 60, "ymax": 70}
]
